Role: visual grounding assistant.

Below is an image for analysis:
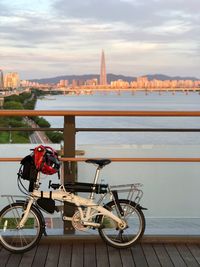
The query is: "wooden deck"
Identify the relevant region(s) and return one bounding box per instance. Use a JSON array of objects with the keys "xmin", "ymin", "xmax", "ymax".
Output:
[{"xmin": 1, "ymin": 240, "xmax": 200, "ymax": 267}]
